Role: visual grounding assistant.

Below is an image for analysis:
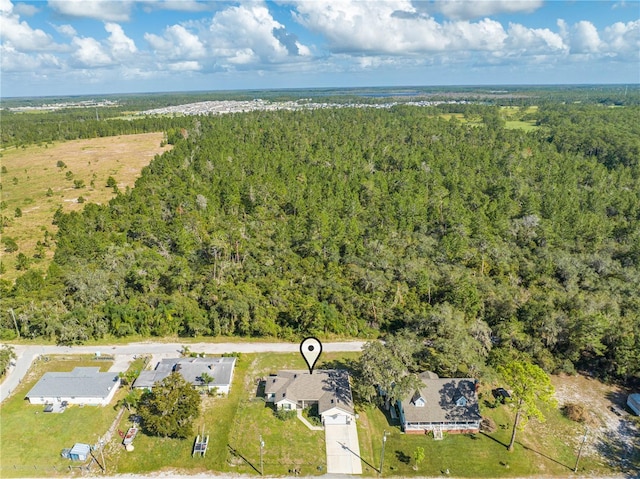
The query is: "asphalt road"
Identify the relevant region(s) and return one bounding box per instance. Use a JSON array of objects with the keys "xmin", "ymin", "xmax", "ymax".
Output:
[{"xmin": 0, "ymin": 340, "xmax": 365, "ymax": 403}]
